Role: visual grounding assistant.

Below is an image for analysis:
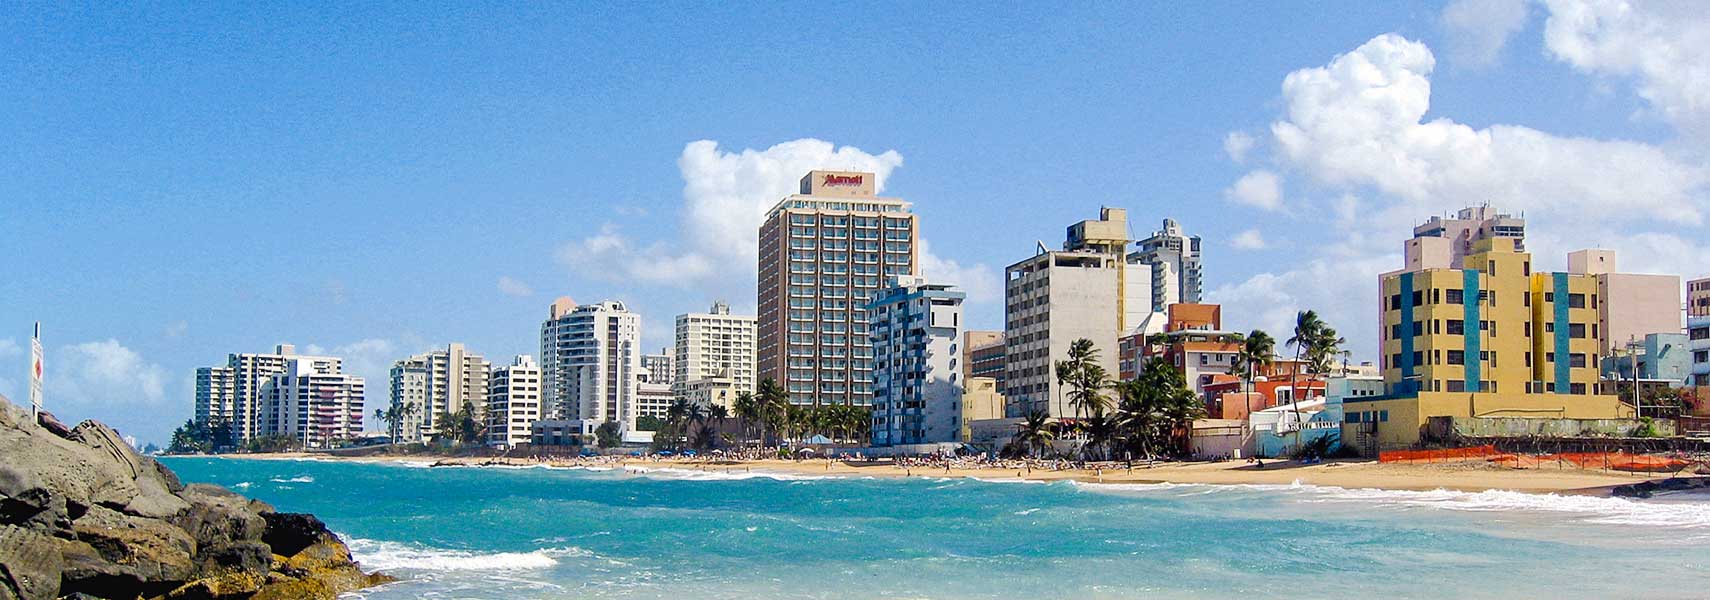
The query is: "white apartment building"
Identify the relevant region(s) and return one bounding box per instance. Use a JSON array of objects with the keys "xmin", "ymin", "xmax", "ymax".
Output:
[
  {"xmin": 758, "ymin": 170, "xmax": 917, "ymax": 405},
  {"xmin": 1004, "ymin": 209, "xmax": 1145, "ymax": 418},
  {"xmin": 1130, "ymin": 218, "xmax": 1204, "ymax": 315},
  {"xmin": 869, "ymin": 276, "xmax": 966, "ymax": 446},
  {"xmin": 641, "ymin": 351, "xmax": 673, "ymax": 385},
  {"xmin": 195, "ymin": 344, "xmax": 342, "ymax": 441},
  {"xmin": 636, "ymin": 382, "xmax": 674, "ymax": 422},
  {"xmin": 486, "ymin": 355, "xmax": 542, "ymax": 449},
  {"xmin": 1411, "ymin": 206, "xmax": 1527, "ymax": 266},
  {"xmin": 1691, "ymin": 276, "xmax": 1709, "ymax": 388},
  {"xmin": 255, "ymin": 358, "xmax": 364, "ymax": 448},
  {"xmin": 388, "ymin": 343, "xmax": 491, "ymax": 442},
  {"xmin": 539, "ymin": 297, "xmax": 644, "ymax": 433},
  {"xmin": 673, "ymin": 301, "xmax": 757, "ymax": 400},
  {"xmin": 683, "ymin": 373, "xmax": 738, "ymax": 411}
]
